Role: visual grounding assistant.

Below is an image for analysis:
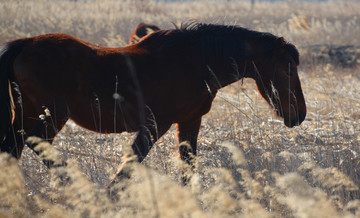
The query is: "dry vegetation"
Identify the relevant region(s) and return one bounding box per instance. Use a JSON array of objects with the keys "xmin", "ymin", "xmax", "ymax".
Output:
[{"xmin": 1, "ymin": 0, "xmax": 360, "ymax": 217}]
